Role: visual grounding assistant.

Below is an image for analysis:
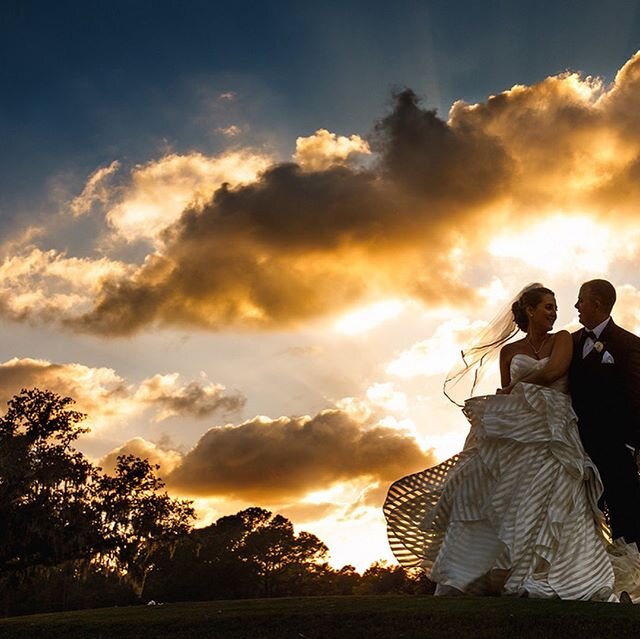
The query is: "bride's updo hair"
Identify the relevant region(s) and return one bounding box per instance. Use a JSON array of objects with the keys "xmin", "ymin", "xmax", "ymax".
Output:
[{"xmin": 511, "ymin": 286, "xmax": 554, "ymax": 331}]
